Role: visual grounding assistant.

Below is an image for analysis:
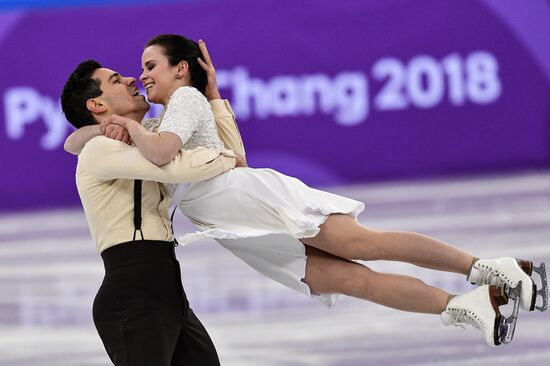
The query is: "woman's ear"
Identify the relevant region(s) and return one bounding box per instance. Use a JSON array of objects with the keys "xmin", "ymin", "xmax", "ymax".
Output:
[
  {"xmin": 86, "ymin": 98, "xmax": 108, "ymax": 114},
  {"xmin": 177, "ymin": 60, "xmax": 189, "ymax": 78}
]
